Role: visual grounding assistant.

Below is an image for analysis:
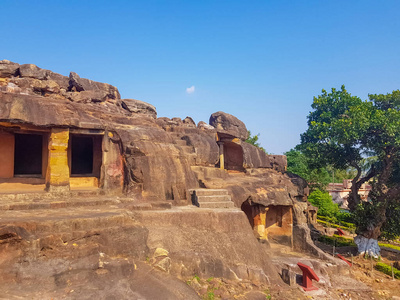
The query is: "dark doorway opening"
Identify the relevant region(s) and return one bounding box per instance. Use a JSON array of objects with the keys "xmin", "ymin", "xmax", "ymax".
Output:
[
  {"xmin": 224, "ymin": 141, "xmax": 244, "ymax": 171},
  {"xmin": 71, "ymin": 136, "xmax": 94, "ymax": 175},
  {"xmin": 14, "ymin": 133, "xmax": 43, "ymax": 176}
]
